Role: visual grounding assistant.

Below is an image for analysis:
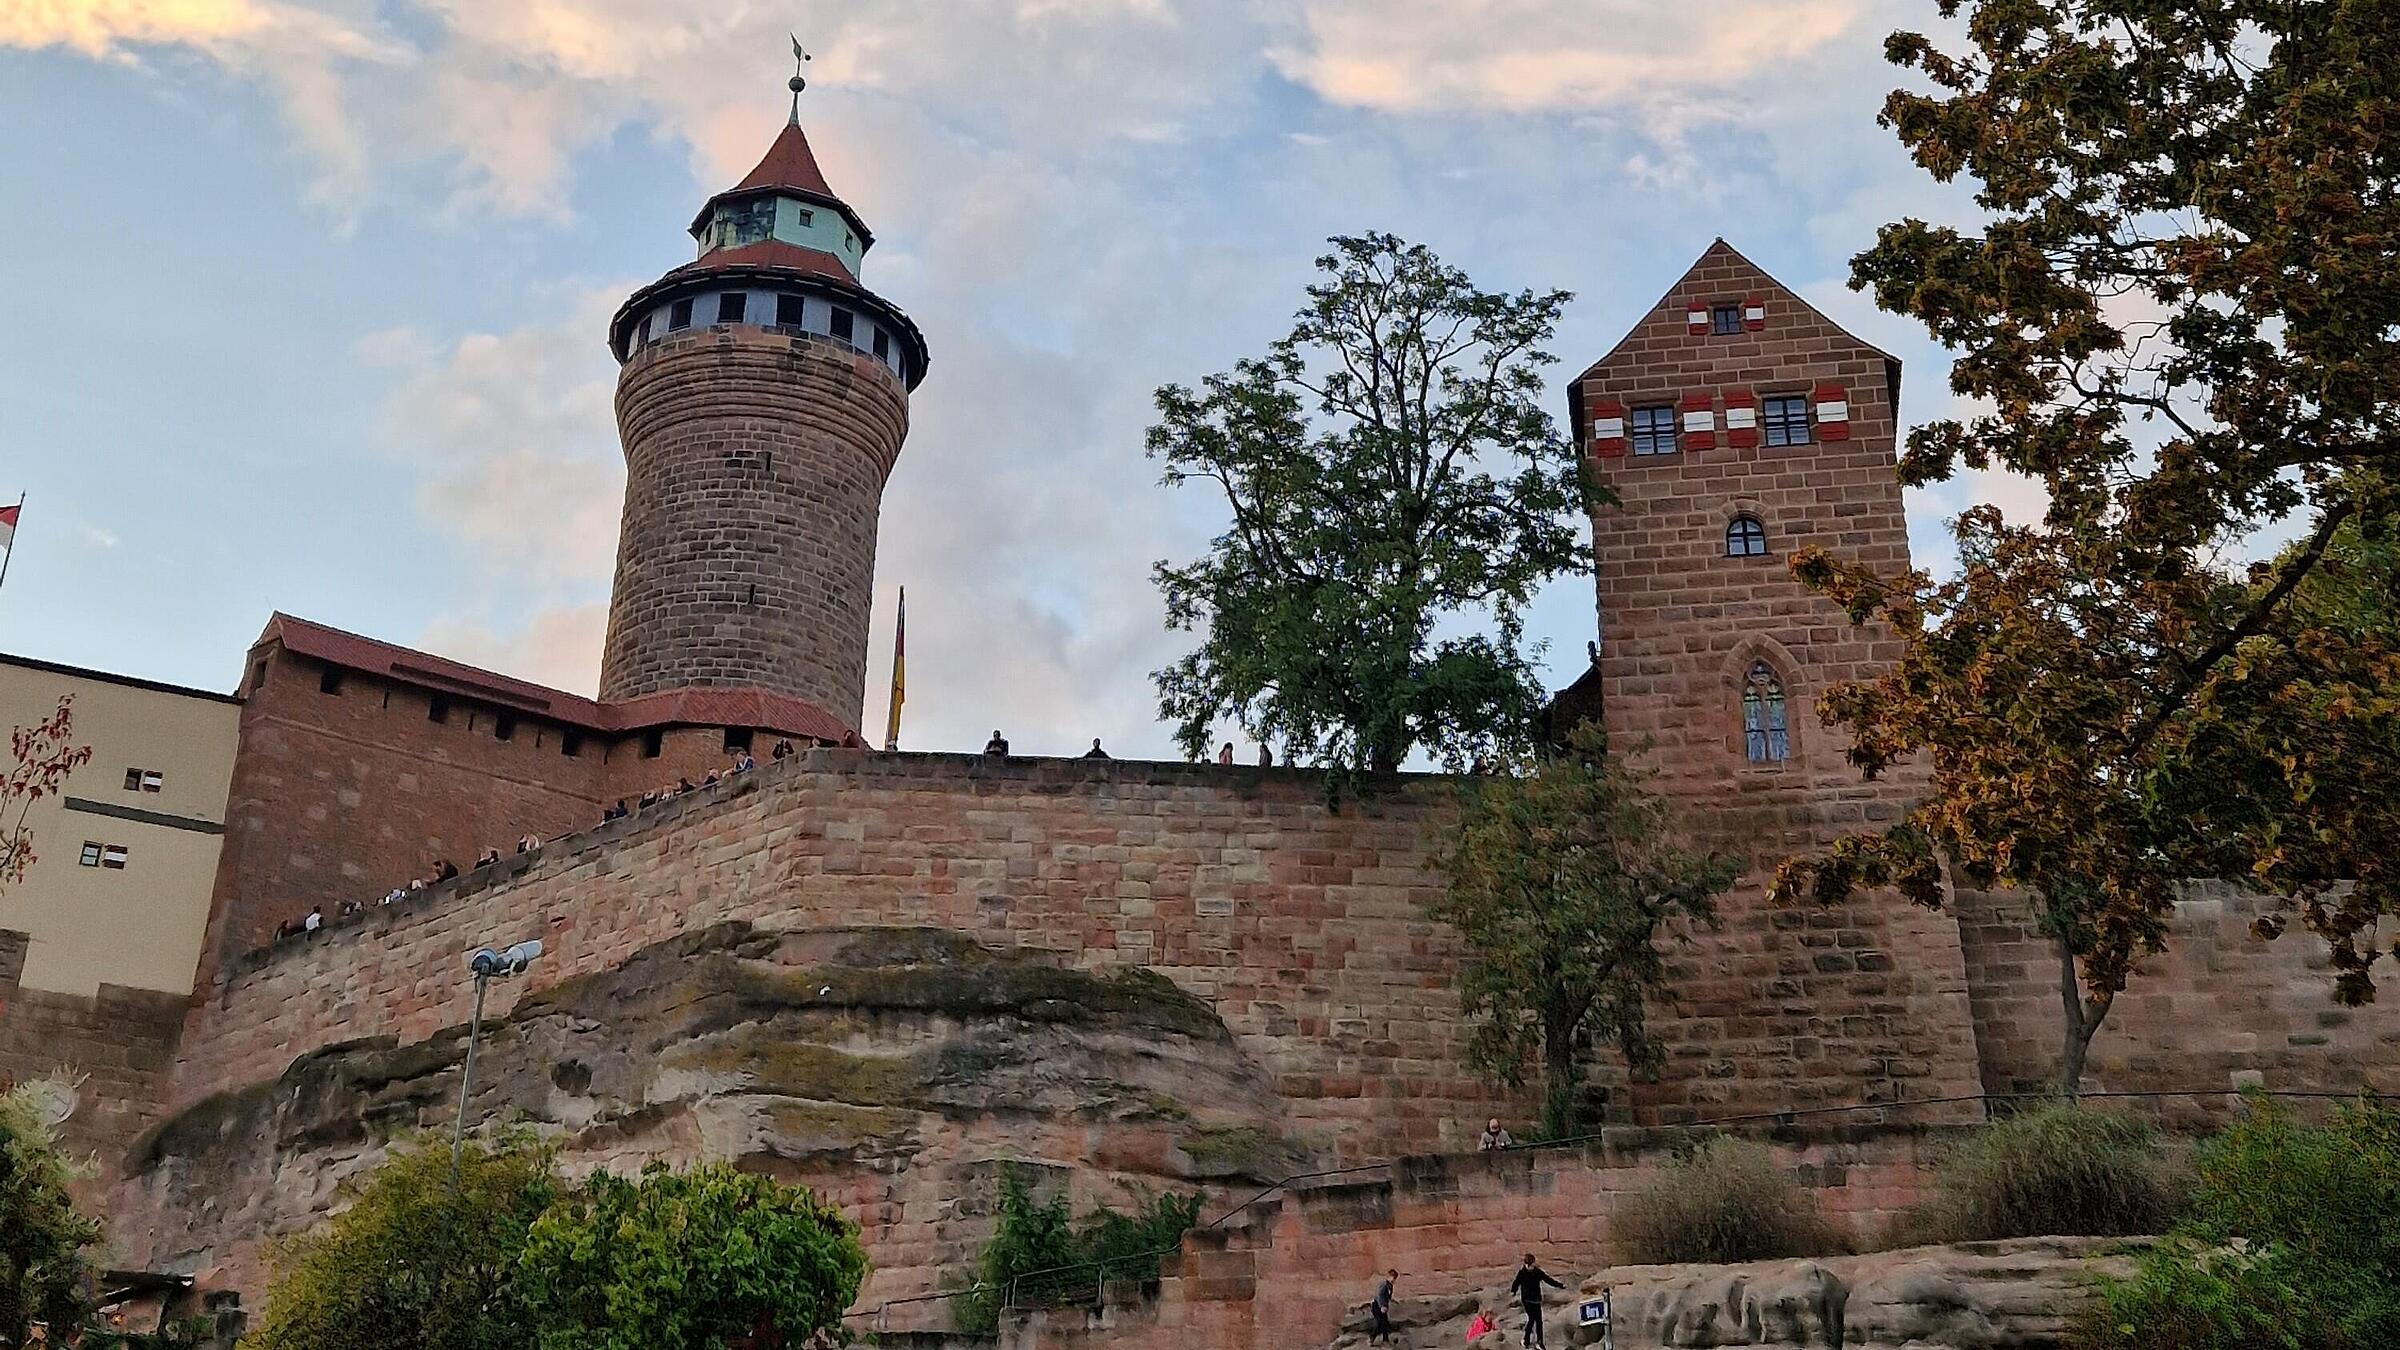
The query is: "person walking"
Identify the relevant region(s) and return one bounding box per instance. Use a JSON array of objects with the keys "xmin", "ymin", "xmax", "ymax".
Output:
[
  {"xmin": 1508, "ymin": 1255, "xmax": 1564, "ymax": 1349},
  {"xmin": 1369, "ymin": 1268, "xmax": 1398, "ymax": 1344}
]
